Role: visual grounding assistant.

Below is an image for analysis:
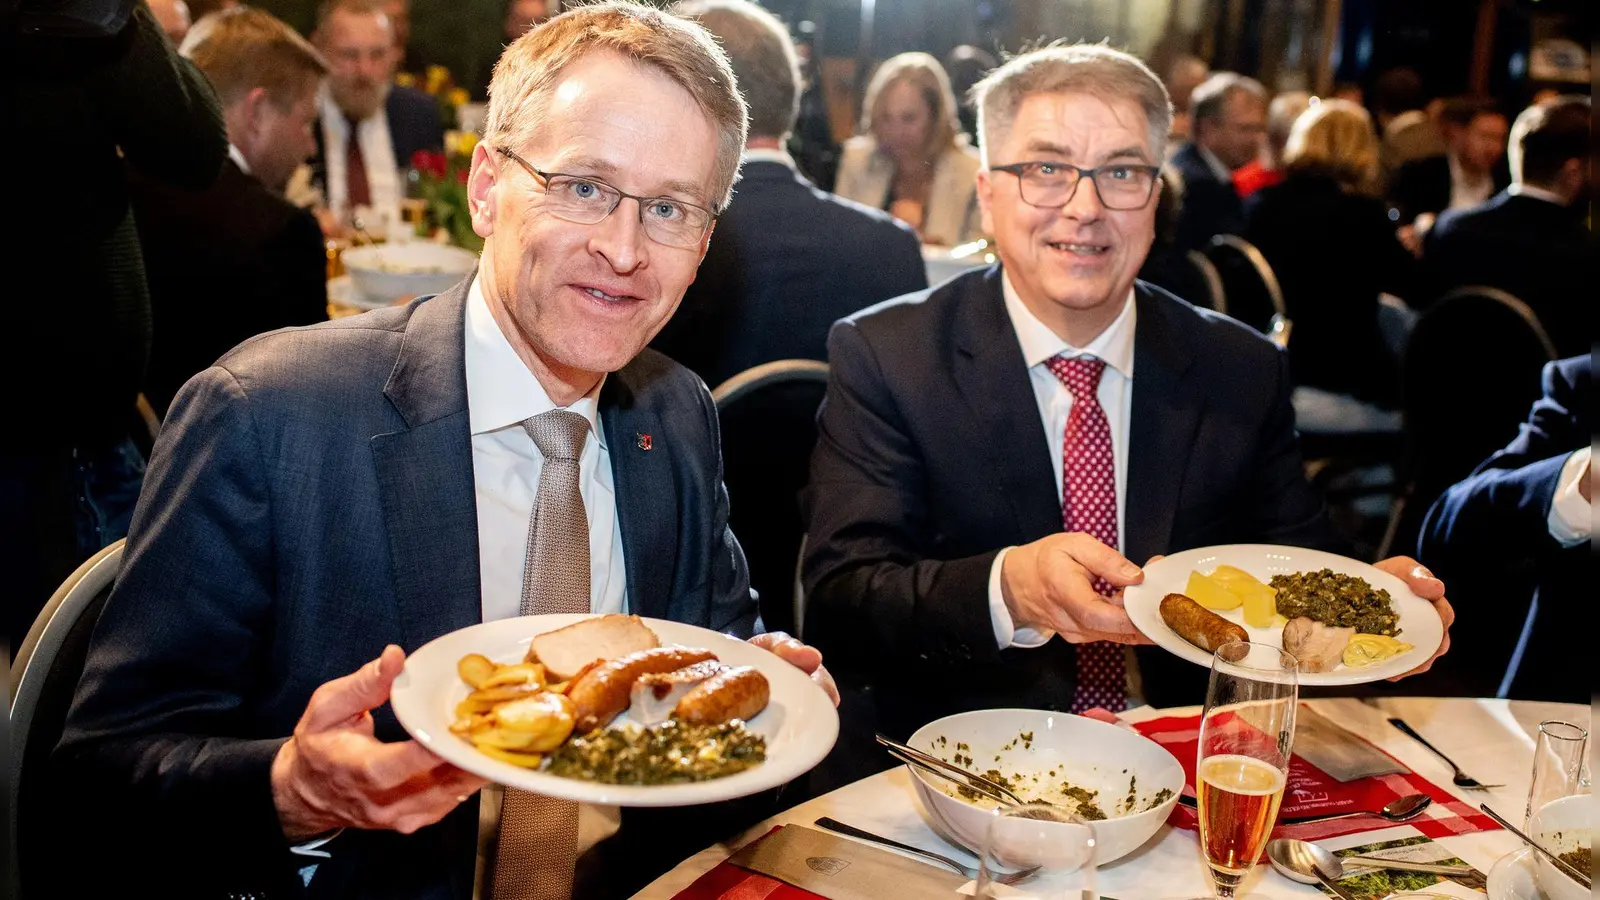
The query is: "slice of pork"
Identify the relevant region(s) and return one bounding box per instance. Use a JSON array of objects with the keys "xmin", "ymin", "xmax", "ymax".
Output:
[{"xmin": 1282, "ymin": 616, "xmax": 1356, "ymax": 673}]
